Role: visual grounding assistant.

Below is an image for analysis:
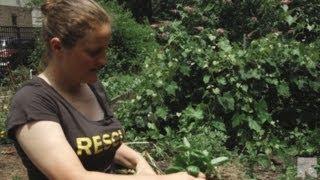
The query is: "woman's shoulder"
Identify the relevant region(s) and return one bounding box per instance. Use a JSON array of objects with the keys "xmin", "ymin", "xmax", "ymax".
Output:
[
  {"xmin": 12, "ymin": 76, "xmax": 54, "ymax": 104},
  {"xmin": 7, "ymin": 77, "xmax": 60, "ymax": 141}
]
